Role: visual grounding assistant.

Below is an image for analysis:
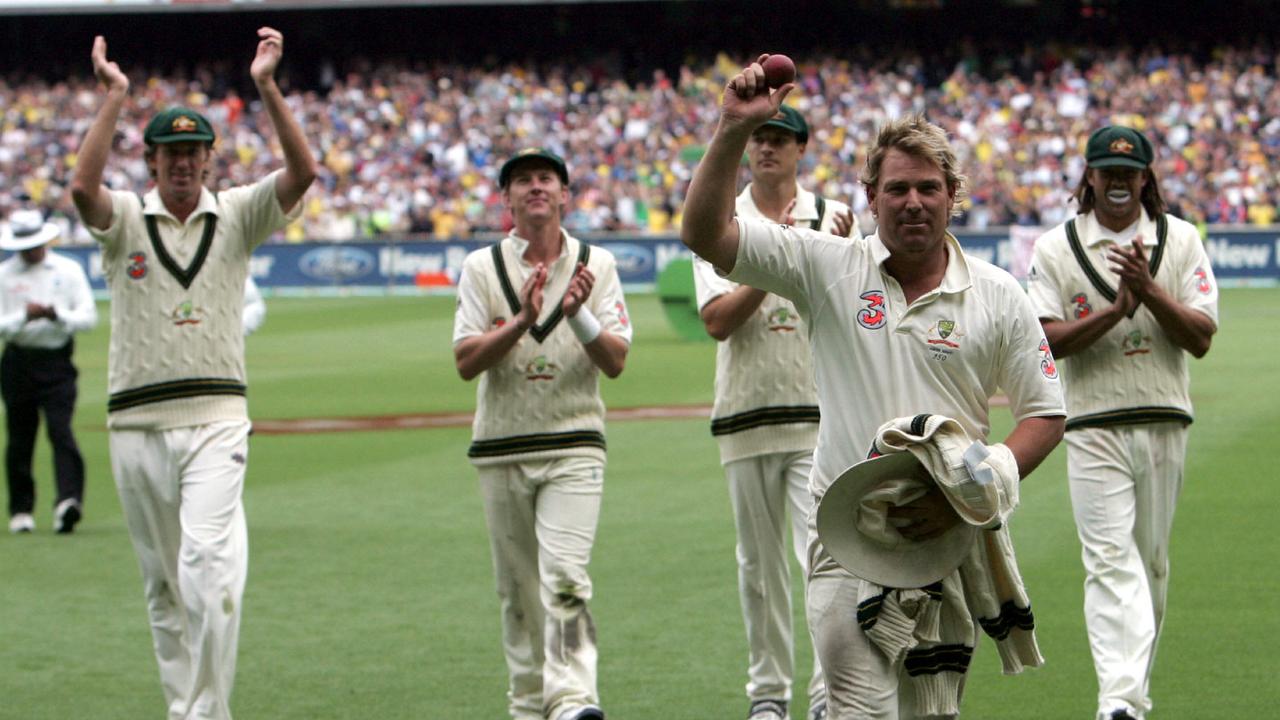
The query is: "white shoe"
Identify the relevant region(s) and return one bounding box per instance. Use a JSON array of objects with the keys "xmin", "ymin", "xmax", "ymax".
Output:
[
  {"xmin": 9, "ymin": 513, "xmax": 35, "ymax": 533},
  {"xmin": 54, "ymin": 499, "xmax": 81, "ymax": 534}
]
